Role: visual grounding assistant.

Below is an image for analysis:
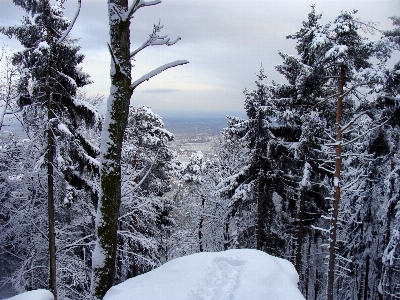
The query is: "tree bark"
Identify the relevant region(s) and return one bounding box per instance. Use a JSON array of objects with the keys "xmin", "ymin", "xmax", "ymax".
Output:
[
  {"xmin": 385, "ymin": 150, "xmax": 395, "ymax": 246},
  {"xmin": 198, "ymin": 195, "xmax": 205, "ymax": 252},
  {"xmin": 327, "ymin": 65, "xmax": 345, "ymax": 300},
  {"xmin": 363, "ymin": 255, "xmax": 370, "ymax": 300},
  {"xmin": 91, "ymin": 2, "xmax": 187, "ymax": 297},
  {"xmin": 223, "ymin": 220, "xmax": 230, "ymax": 250},
  {"xmin": 257, "ymin": 170, "xmax": 262, "ymax": 250},
  {"xmin": 46, "ymin": 29, "xmax": 57, "ymax": 300},
  {"xmin": 295, "ymin": 185, "xmax": 306, "ymax": 273},
  {"xmin": 91, "ymin": 1, "xmax": 133, "ymax": 298}
]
